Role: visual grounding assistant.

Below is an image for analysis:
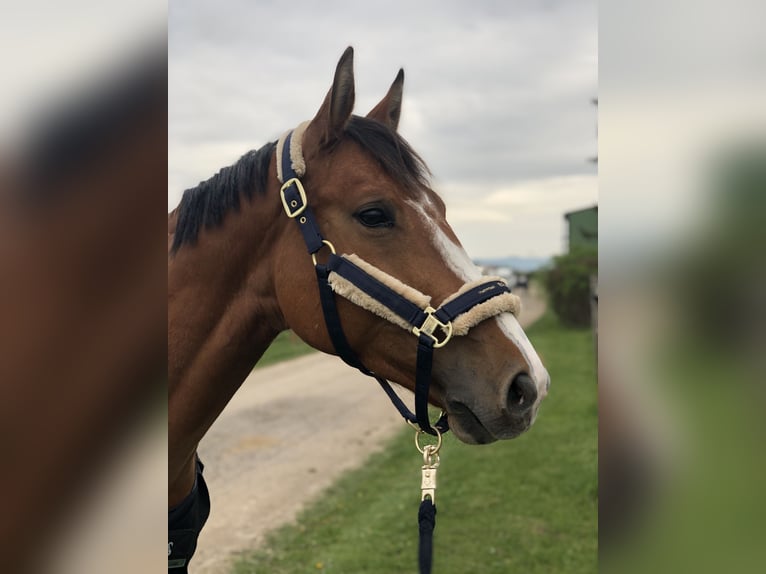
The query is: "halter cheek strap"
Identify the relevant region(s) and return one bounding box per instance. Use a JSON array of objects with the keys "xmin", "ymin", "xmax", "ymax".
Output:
[{"xmin": 277, "ymin": 127, "xmax": 521, "ymax": 435}]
